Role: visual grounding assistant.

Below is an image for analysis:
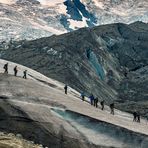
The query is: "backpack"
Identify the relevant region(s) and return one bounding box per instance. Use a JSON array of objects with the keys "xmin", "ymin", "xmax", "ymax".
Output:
[
  {"xmin": 64, "ymin": 85, "xmax": 67, "ymax": 89},
  {"xmin": 3, "ymin": 64, "xmax": 6, "ymax": 69},
  {"xmin": 100, "ymin": 101, "xmax": 104, "ymax": 105},
  {"xmin": 110, "ymin": 103, "xmax": 114, "ymax": 108}
]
